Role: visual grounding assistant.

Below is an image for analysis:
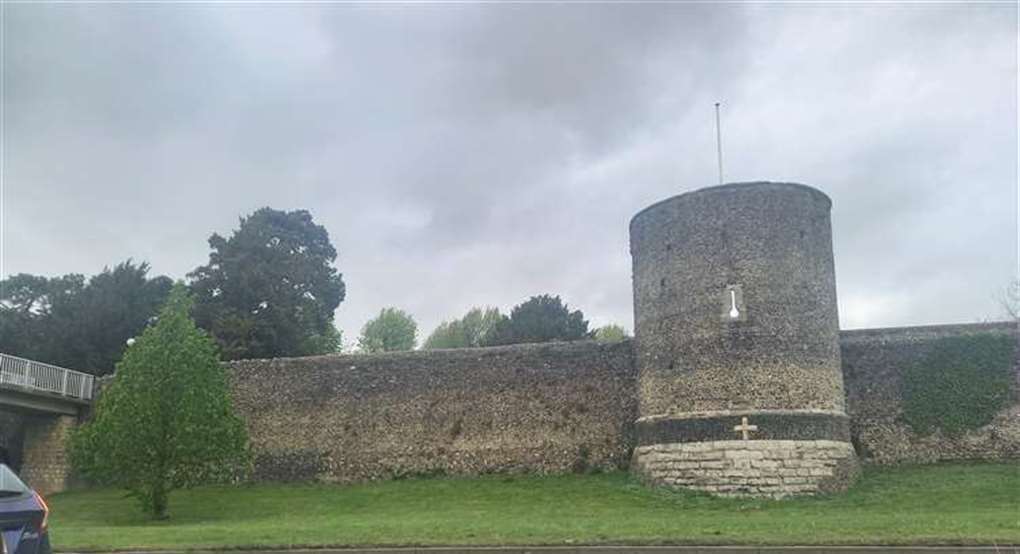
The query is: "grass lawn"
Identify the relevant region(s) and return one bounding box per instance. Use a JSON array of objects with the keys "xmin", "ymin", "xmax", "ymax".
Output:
[{"xmin": 48, "ymin": 462, "xmax": 1019, "ymax": 551}]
